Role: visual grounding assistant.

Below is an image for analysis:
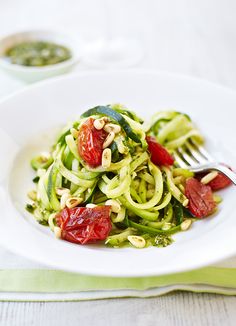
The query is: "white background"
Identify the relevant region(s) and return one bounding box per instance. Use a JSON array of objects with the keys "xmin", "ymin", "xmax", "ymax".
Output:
[{"xmin": 1, "ymin": 0, "xmax": 236, "ymax": 325}]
